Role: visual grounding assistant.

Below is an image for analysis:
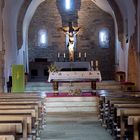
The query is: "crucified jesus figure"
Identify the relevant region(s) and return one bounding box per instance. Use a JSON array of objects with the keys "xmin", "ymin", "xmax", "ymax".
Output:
[{"xmin": 60, "ymin": 22, "xmax": 80, "ymax": 61}]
